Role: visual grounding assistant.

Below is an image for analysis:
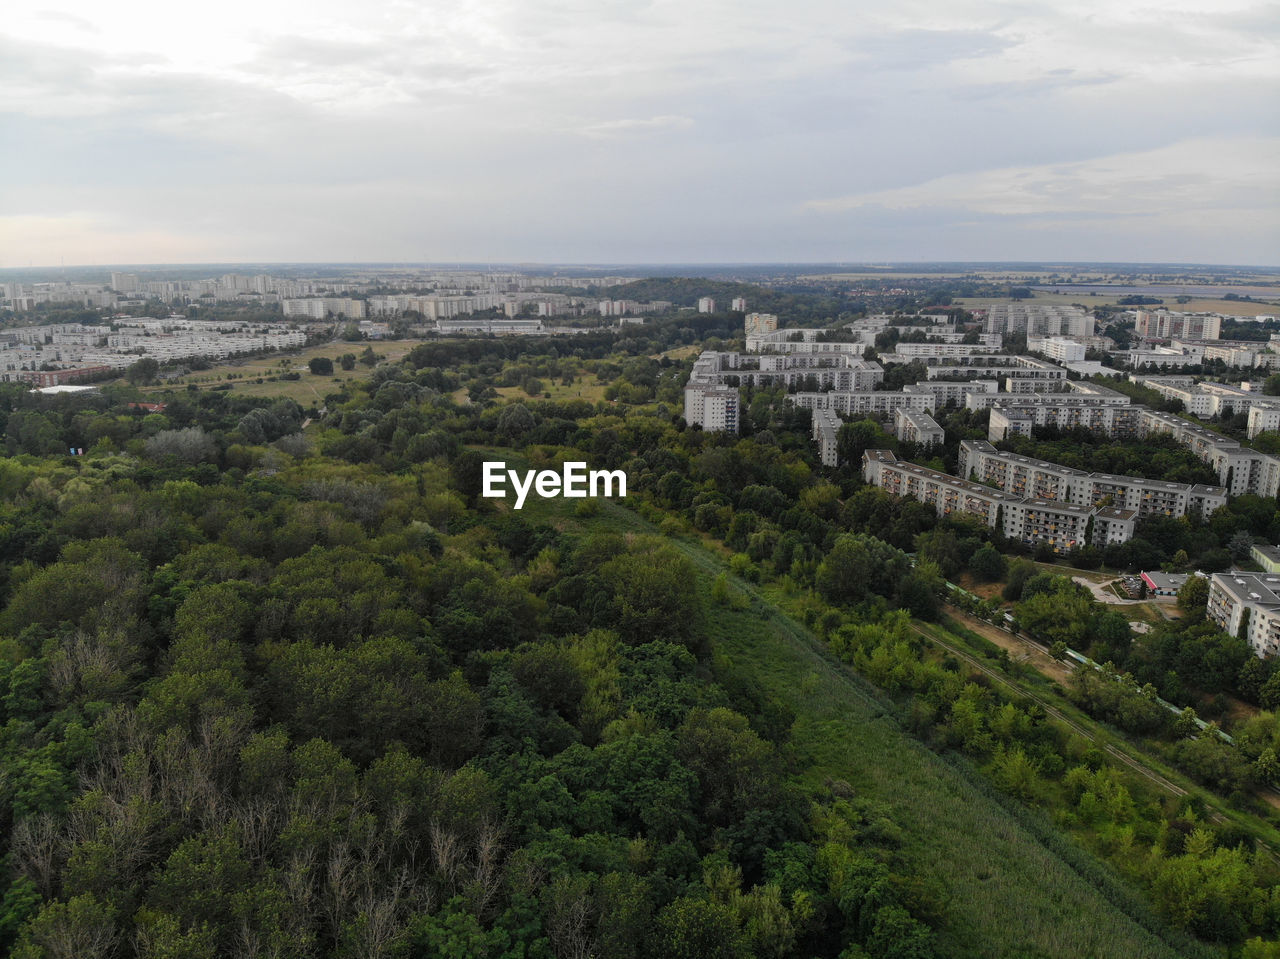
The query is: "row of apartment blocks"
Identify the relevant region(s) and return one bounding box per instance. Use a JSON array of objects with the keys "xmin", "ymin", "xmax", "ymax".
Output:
[
  {"xmin": 1138, "ymin": 377, "xmax": 1280, "ymax": 434},
  {"xmin": 875, "ymin": 353, "xmax": 1069, "ymax": 384},
  {"xmin": 862, "ymin": 450, "xmax": 1137, "ymax": 553},
  {"xmin": 981, "ymin": 304, "xmax": 1094, "ymax": 338},
  {"xmin": 958, "ymin": 440, "xmax": 1227, "ymax": 519},
  {"xmin": 746, "ymin": 327, "xmax": 865, "ymax": 354},
  {"xmin": 0, "ymin": 318, "xmax": 307, "ymax": 382},
  {"xmin": 1207, "ymin": 572, "xmax": 1280, "ymax": 658},
  {"xmin": 682, "ymin": 349, "xmax": 883, "ymax": 431}
]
